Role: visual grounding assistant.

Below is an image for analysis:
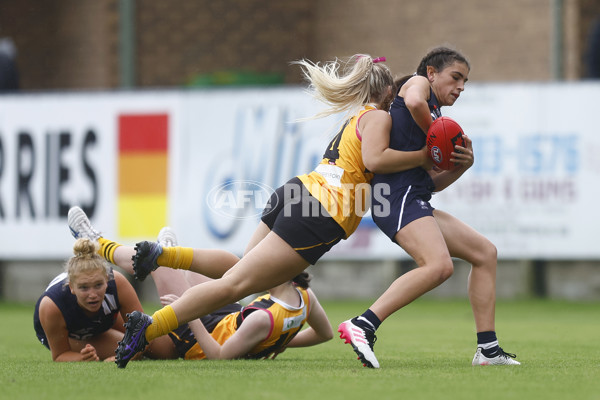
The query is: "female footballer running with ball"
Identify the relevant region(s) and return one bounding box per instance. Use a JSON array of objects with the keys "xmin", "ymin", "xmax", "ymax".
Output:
[{"xmin": 339, "ymin": 46, "xmax": 520, "ymax": 368}]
